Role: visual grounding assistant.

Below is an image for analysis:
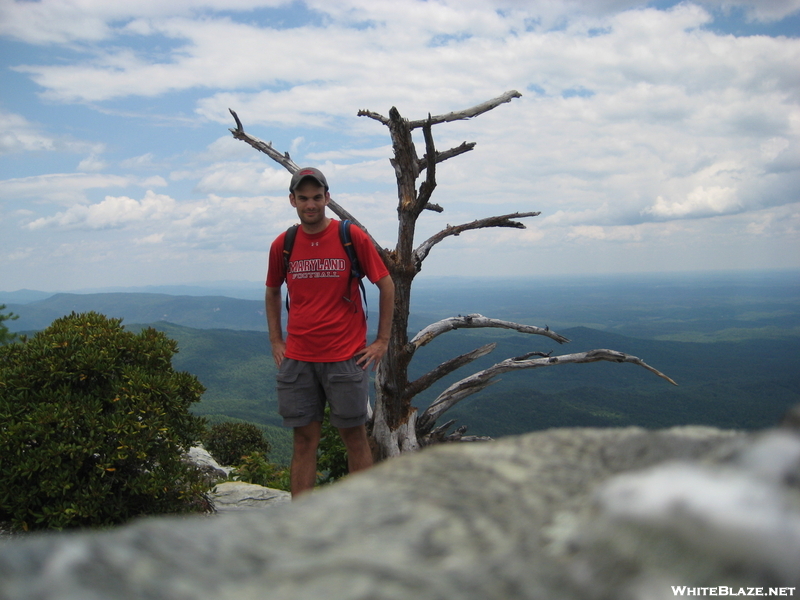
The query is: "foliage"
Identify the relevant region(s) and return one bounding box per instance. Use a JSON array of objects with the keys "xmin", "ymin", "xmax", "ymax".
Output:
[
  {"xmin": 230, "ymin": 453, "xmax": 290, "ymax": 492},
  {"xmin": 0, "ymin": 304, "xmax": 18, "ymax": 345},
  {"xmin": 0, "ymin": 312, "xmax": 210, "ymax": 531},
  {"xmin": 316, "ymin": 407, "xmax": 349, "ymax": 485},
  {"xmin": 201, "ymin": 414, "xmax": 292, "ymax": 466},
  {"xmin": 203, "ymin": 421, "xmax": 271, "ymax": 467}
]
